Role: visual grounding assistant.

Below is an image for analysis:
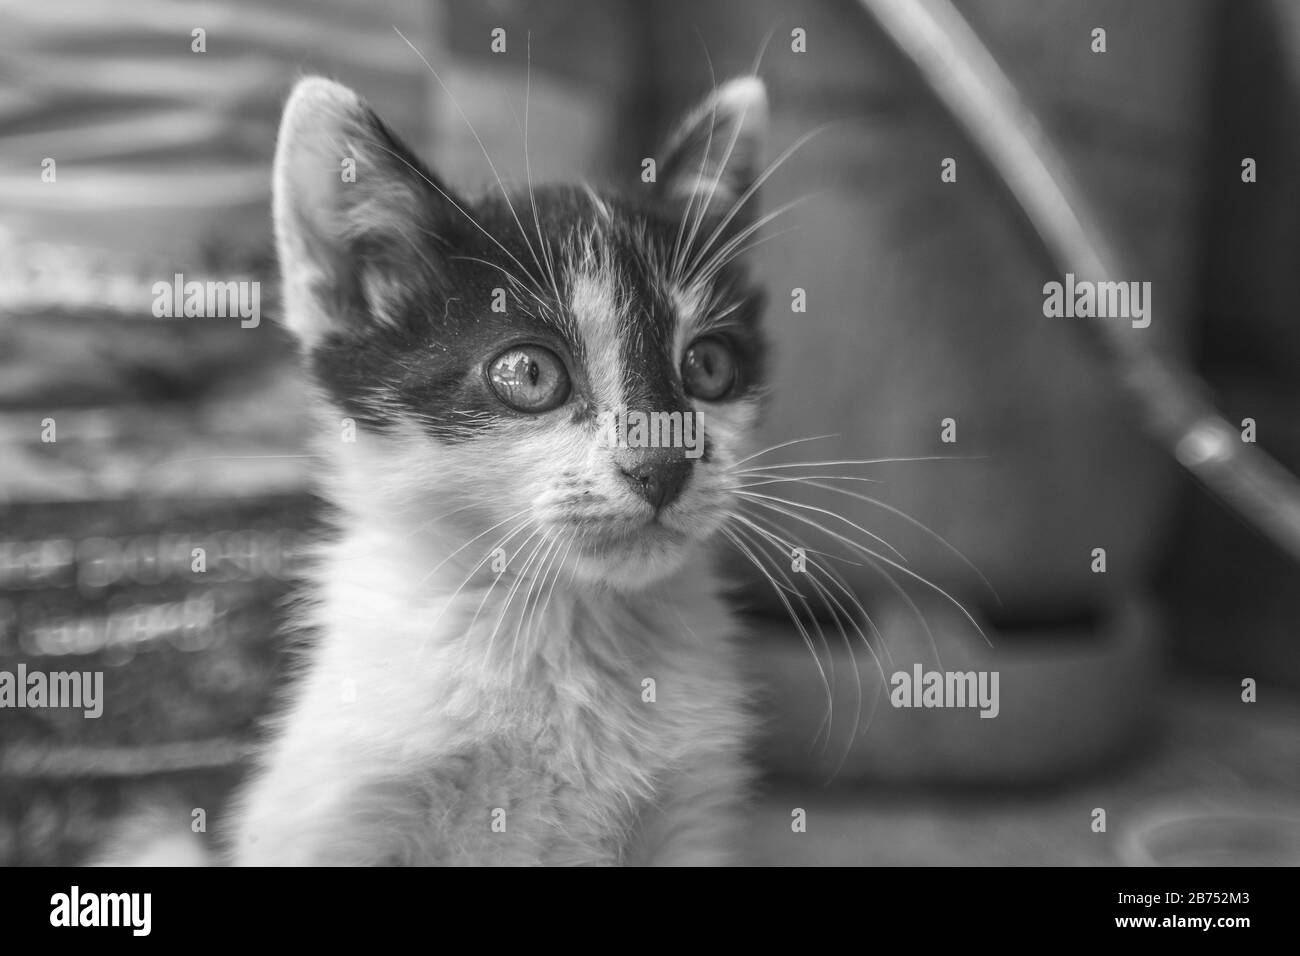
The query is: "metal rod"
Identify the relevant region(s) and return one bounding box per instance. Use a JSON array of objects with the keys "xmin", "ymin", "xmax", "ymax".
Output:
[{"xmin": 857, "ymin": 0, "xmax": 1300, "ymax": 563}]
